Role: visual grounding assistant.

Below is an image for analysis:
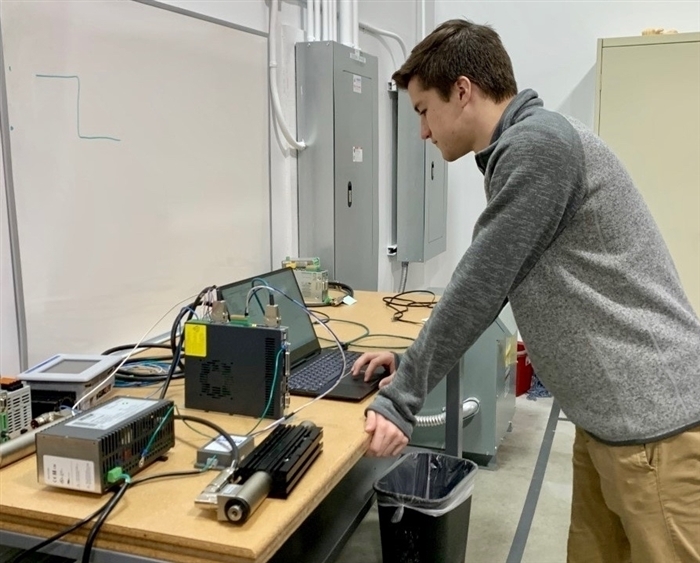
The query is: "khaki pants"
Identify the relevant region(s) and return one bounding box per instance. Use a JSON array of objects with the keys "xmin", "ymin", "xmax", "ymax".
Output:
[{"xmin": 567, "ymin": 425, "xmax": 700, "ymax": 563}]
